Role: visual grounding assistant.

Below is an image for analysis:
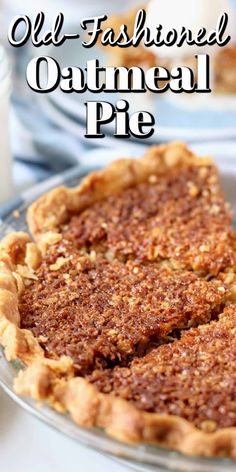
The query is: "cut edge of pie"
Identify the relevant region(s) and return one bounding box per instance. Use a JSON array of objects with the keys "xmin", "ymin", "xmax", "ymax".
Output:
[{"xmin": 0, "ymin": 143, "xmax": 236, "ymax": 458}]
